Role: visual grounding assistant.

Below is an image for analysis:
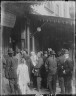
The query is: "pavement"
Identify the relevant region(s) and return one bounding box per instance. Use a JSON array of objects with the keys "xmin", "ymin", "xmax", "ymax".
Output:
[
  {"xmin": 1, "ymin": 76, "xmax": 76, "ymax": 95},
  {"xmin": 2, "ymin": 77, "xmax": 60, "ymax": 95}
]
